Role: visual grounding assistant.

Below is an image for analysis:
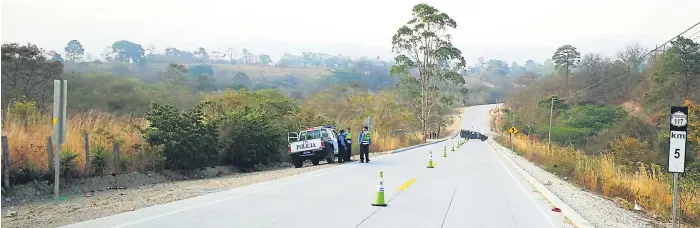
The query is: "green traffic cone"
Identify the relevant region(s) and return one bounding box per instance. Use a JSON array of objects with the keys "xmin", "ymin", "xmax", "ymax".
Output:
[
  {"xmin": 427, "ymin": 151, "xmax": 435, "ymax": 168},
  {"xmin": 451, "ymin": 144, "xmax": 455, "ymax": 152},
  {"xmin": 442, "ymin": 149, "xmax": 447, "ymax": 157},
  {"xmin": 371, "ymin": 171, "xmax": 387, "ymax": 206}
]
